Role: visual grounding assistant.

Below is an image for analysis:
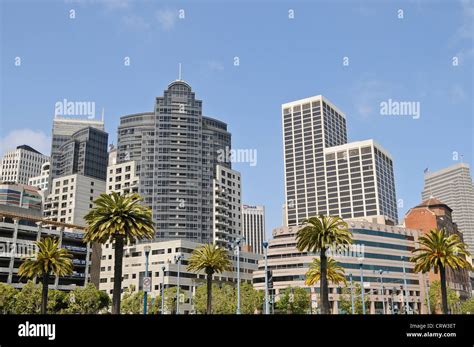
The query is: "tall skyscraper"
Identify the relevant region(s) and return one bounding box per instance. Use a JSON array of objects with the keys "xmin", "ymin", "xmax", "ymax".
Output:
[
  {"xmin": 323, "ymin": 140, "xmax": 398, "ymax": 224},
  {"xmin": 0, "ymin": 145, "xmax": 49, "ymax": 184},
  {"xmin": 422, "ymin": 163, "xmax": 474, "ymax": 252},
  {"xmin": 50, "ymin": 116, "xmax": 105, "ymax": 179},
  {"xmin": 282, "ymin": 95, "xmax": 398, "ymax": 226},
  {"xmin": 116, "ymin": 79, "xmax": 240, "ymax": 248},
  {"xmin": 54, "ymin": 126, "xmax": 108, "ymax": 180},
  {"xmin": 242, "ymin": 205, "xmax": 265, "ymax": 254},
  {"xmin": 282, "ymin": 96, "xmax": 347, "ymax": 226}
]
